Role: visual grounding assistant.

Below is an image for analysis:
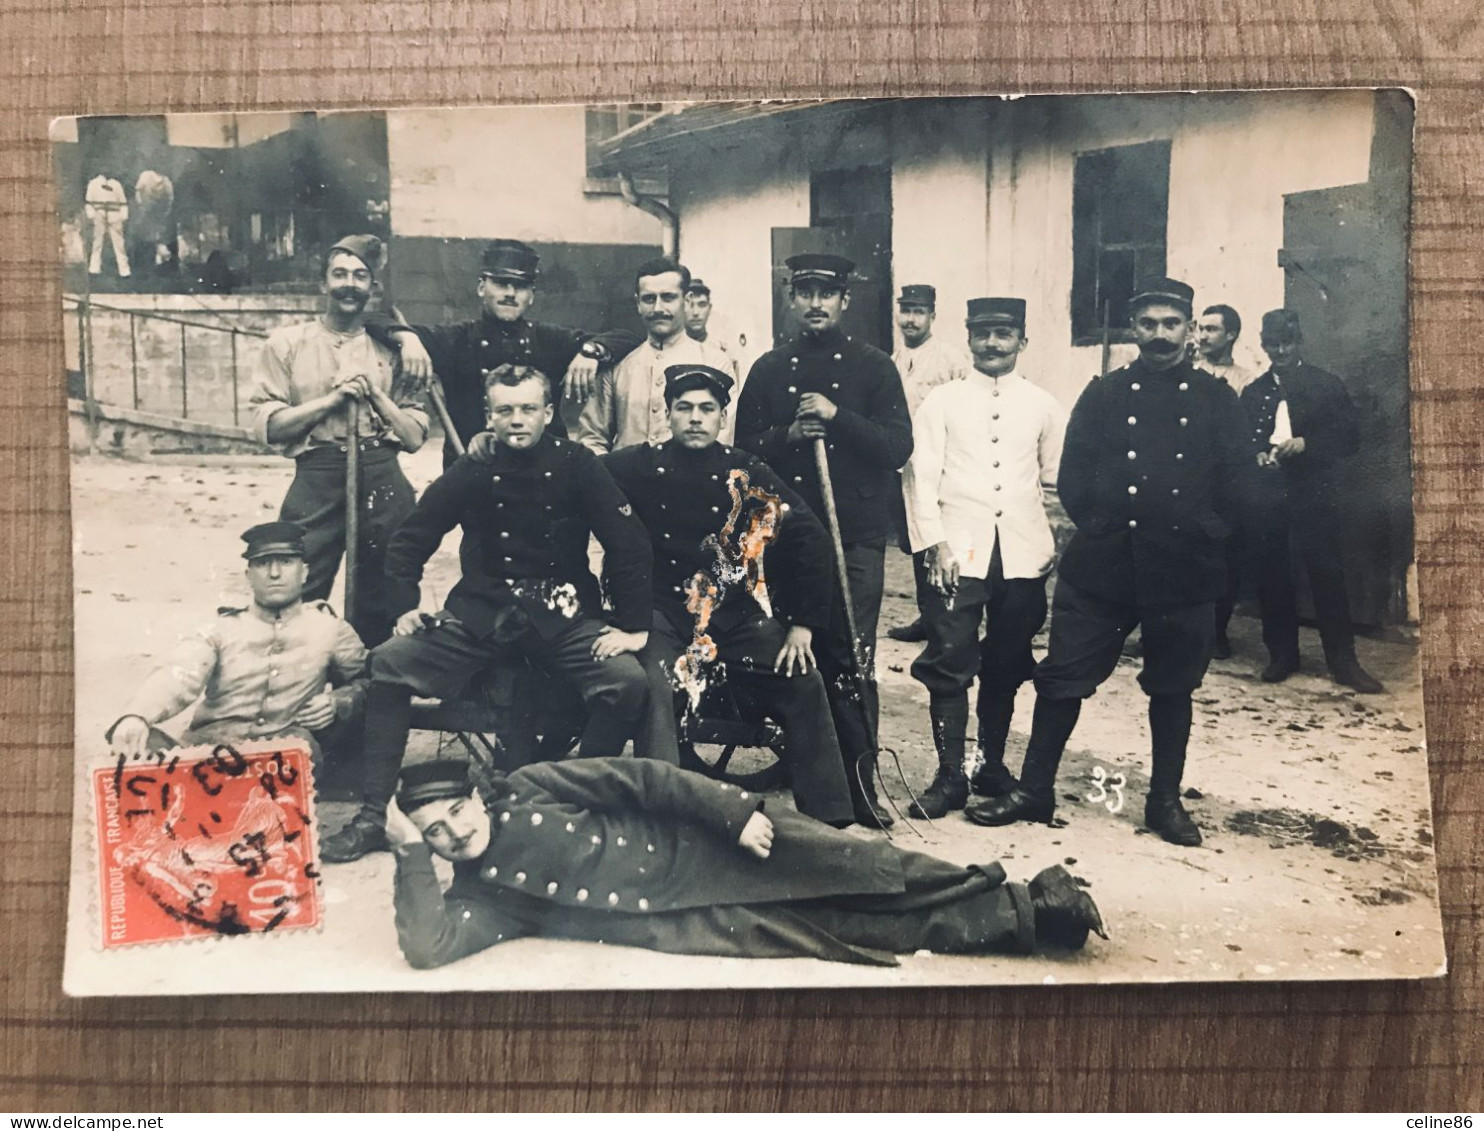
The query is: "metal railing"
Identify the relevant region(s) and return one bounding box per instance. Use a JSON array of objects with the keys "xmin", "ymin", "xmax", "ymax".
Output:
[{"xmin": 64, "ymin": 294, "xmax": 285, "ymax": 428}]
